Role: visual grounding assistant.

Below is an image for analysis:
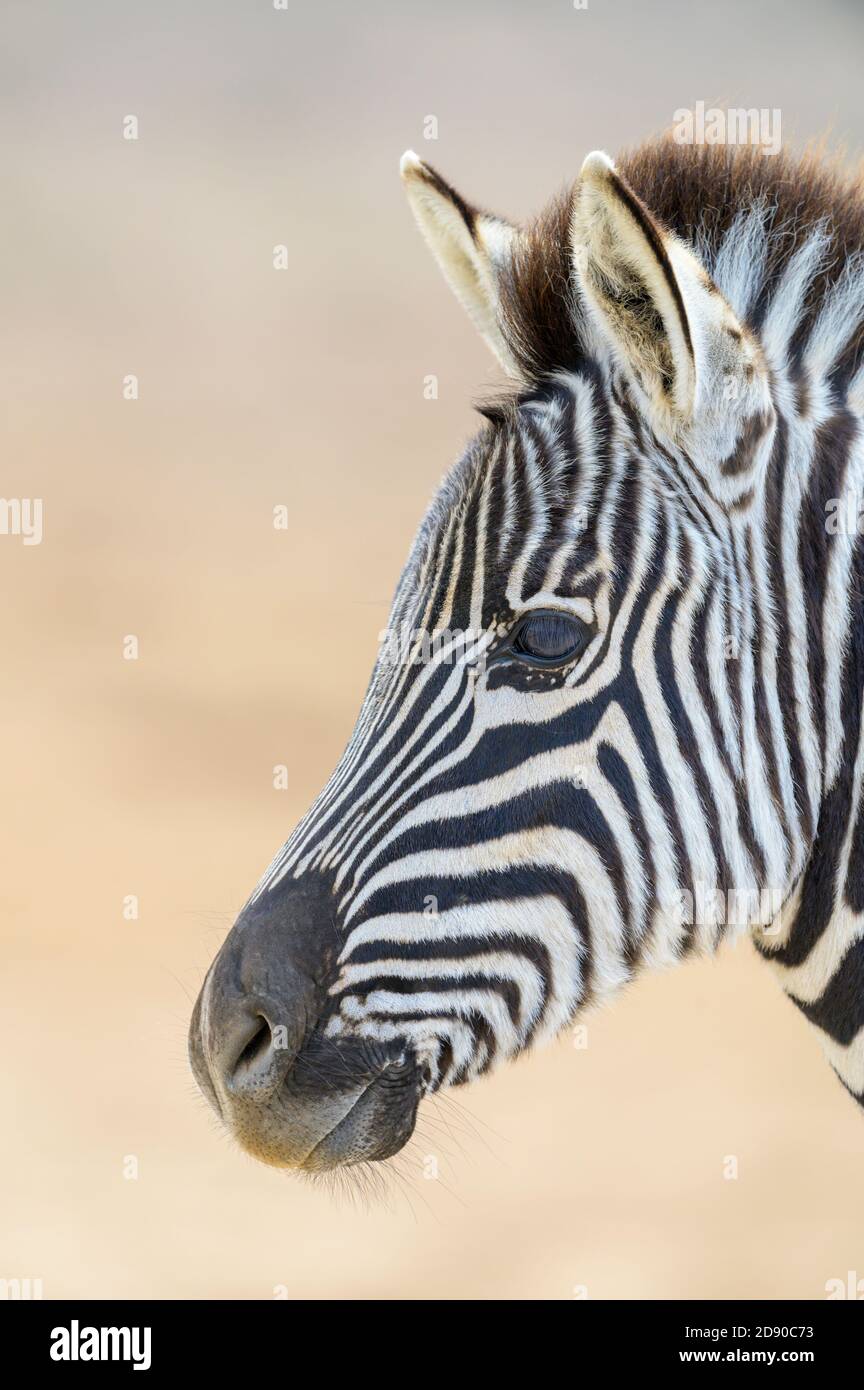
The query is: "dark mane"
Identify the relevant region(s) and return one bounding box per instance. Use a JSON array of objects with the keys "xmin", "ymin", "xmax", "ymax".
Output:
[{"xmin": 498, "ymin": 135, "xmax": 864, "ymax": 387}]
